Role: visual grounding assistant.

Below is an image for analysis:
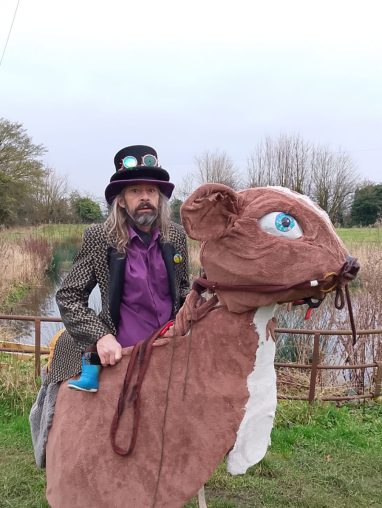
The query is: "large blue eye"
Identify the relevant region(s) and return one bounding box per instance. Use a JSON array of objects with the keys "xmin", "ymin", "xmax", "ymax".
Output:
[
  {"xmin": 275, "ymin": 213, "xmax": 295, "ymax": 232},
  {"xmin": 258, "ymin": 212, "xmax": 303, "ymax": 239}
]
